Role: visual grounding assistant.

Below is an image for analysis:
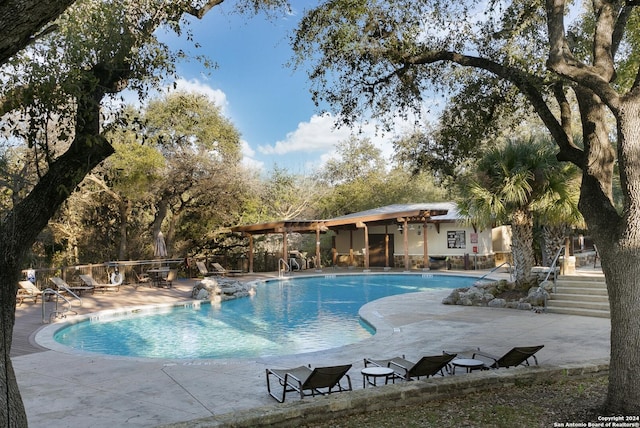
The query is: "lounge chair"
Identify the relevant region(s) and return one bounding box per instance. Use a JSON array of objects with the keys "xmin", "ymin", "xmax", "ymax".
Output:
[
  {"xmin": 266, "ymin": 364, "xmax": 353, "ymax": 402},
  {"xmin": 364, "ymin": 352, "xmax": 457, "ymax": 381},
  {"xmin": 133, "ymin": 269, "xmax": 151, "ymax": 285},
  {"xmin": 196, "ymin": 261, "xmax": 216, "ymax": 277},
  {"xmin": 17, "ymin": 280, "xmax": 43, "ymax": 304},
  {"xmin": 156, "ymin": 269, "xmax": 177, "ymax": 288},
  {"xmin": 472, "ymin": 345, "xmax": 544, "ymax": 369},
  {"xmin": 79, "ymin": 274, "xmax": 121, "ymax": 292},
  {"xmin": 50, "ymin": 276, "xmax": 94, "ymax": 295},
  {"xmin": 212, "ymin": 262, "xmax": 242, "ymax": 276}
]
